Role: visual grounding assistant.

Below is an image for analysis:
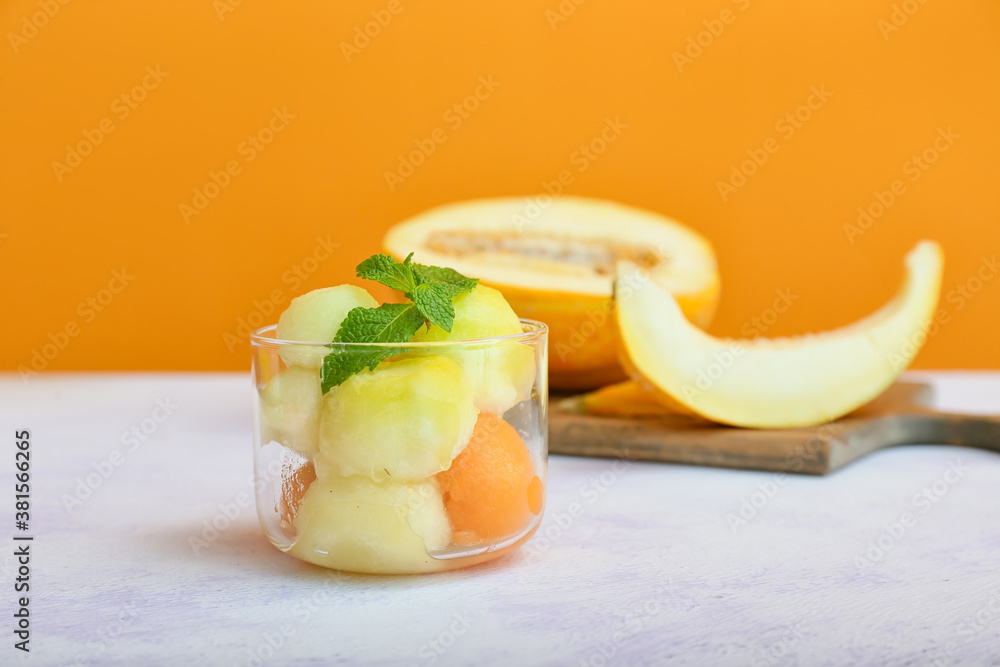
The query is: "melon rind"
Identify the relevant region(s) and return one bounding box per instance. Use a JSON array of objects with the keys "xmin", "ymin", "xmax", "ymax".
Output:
[{"xmin": 616, "ymin": 241, "xmax": 944, "ymax": 428}]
